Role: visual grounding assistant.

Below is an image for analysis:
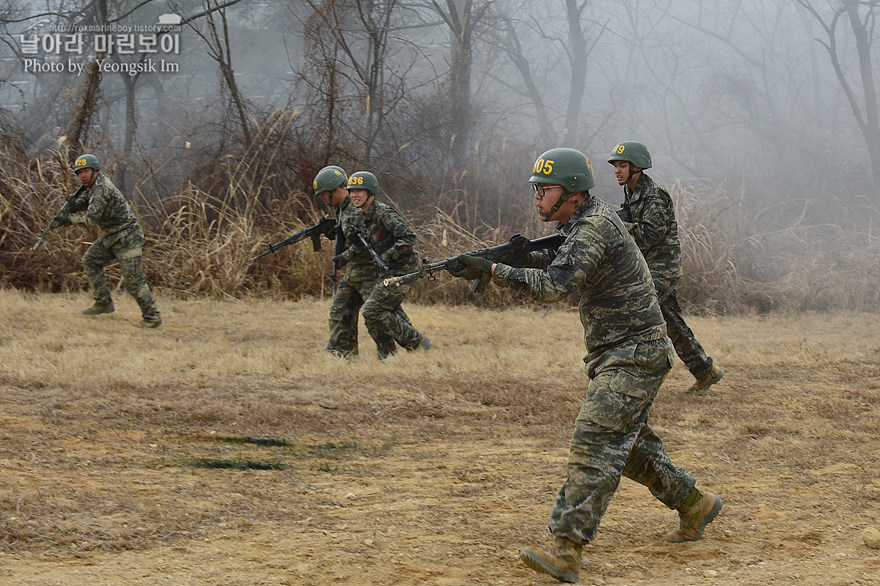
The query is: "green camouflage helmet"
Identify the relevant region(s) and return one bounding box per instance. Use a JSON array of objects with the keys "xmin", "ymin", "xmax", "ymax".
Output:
[
  {"xmin": 313, "ymin": 165, "xmax": 348, "ymax": 195},
  {"xmin": 73, "ymin": 153, "xmax": 100, "ymax": 172},
  {"xmin": 529, "ymin": 147, "xmax": 595, "ymax": 192},
  {"xmin": 346, "ymin": 171, "xmax": 379, "ymax": 195},
  {"xmin": 607, "ymin": 141, "xmax": 652, "ymax": 169}
]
